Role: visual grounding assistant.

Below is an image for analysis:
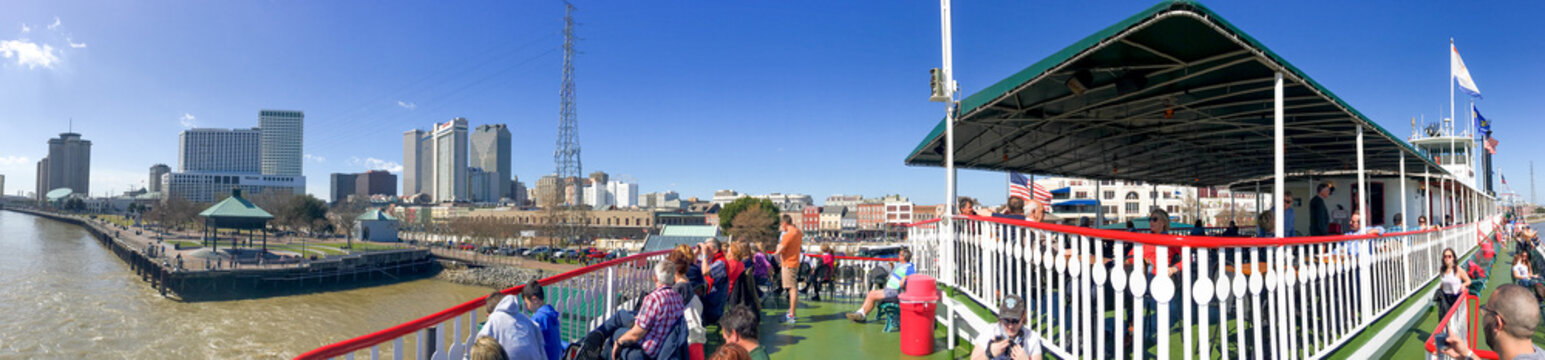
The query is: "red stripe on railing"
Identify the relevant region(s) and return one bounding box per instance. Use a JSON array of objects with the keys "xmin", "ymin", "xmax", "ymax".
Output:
[
  {"xmin": 295, "ymin": 249, "xmax": 671, "ymax": 360},
  {"xmin": 801, "ymin": 253, "xmax": 903, "ymax": 262},
  {"xmin": 954, "ymin": 214, "xmax": 1451, "ymax": 248},
  {"xmin": 901, "ymin": 218, "xmax": 942, "ymax": 227},
  {"xmin": 1423, "ymin": 293, "xmax": 1500, "ymax": 359}
]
